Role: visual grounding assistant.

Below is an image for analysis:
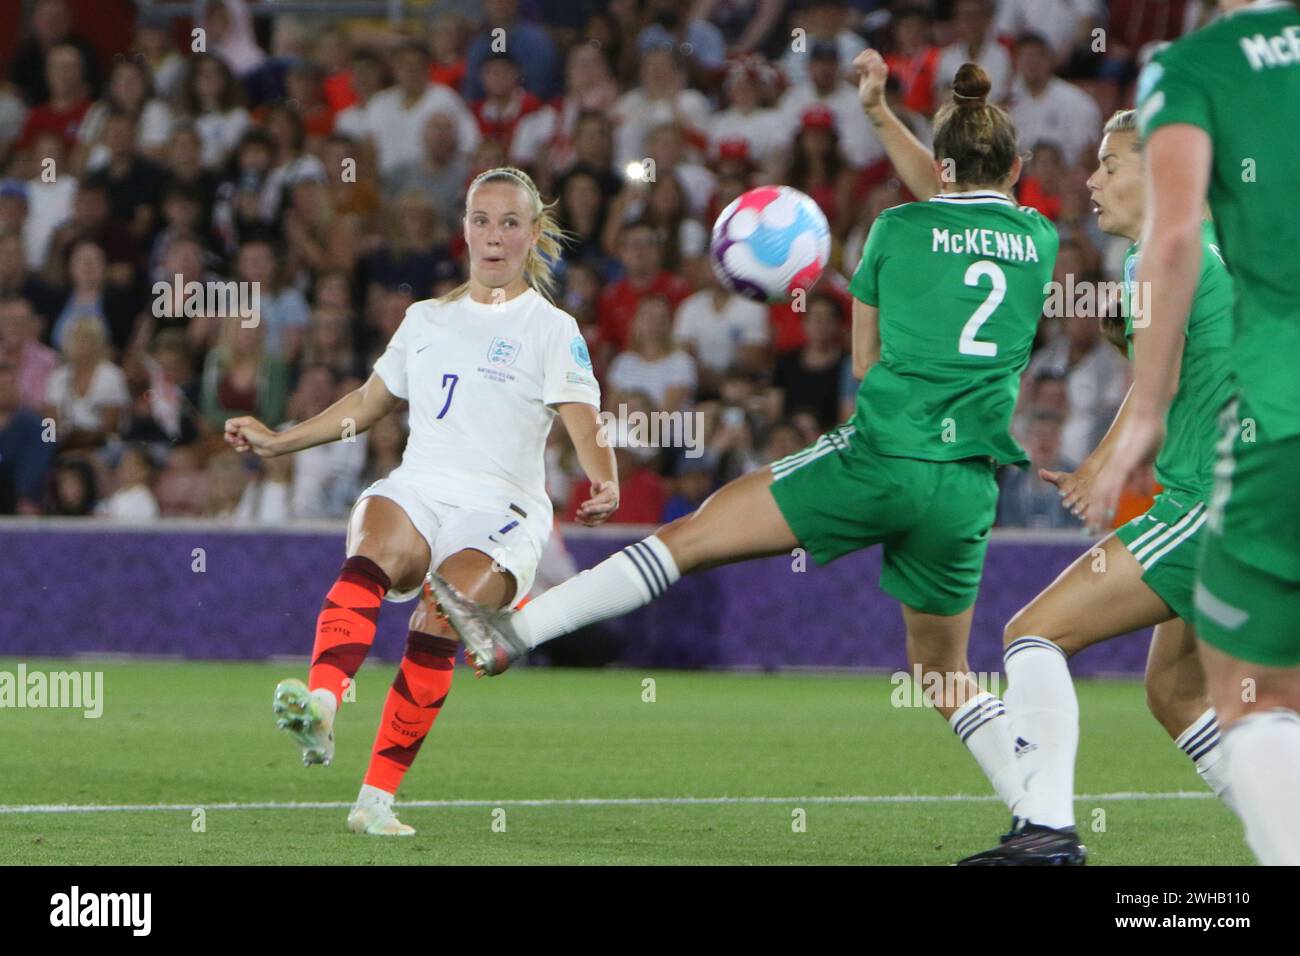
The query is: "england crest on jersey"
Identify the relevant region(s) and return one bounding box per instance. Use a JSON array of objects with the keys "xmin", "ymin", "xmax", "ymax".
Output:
[{"xmin": 488, "ymin": 336, "xmax": 521, "ymax": 367}]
